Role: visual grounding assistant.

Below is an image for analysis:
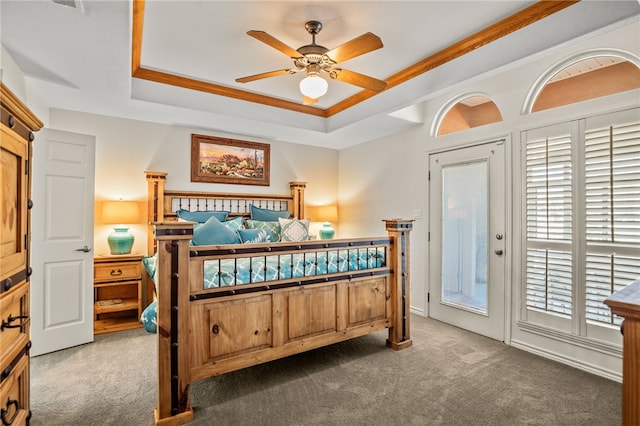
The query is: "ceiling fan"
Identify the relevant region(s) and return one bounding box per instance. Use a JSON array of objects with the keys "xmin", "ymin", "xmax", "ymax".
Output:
[{"xmin": 235, "ymin": 21, "xmax": 388, "ymax": 105}]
